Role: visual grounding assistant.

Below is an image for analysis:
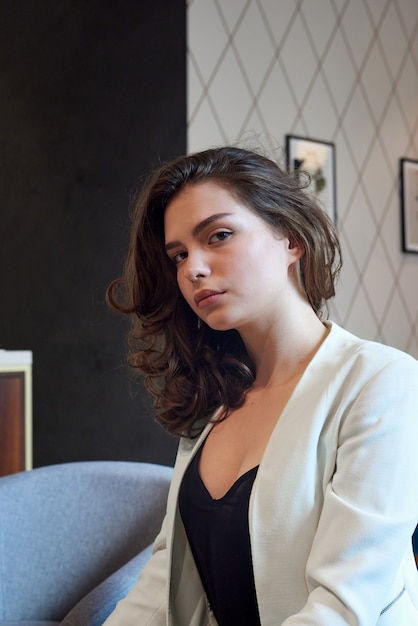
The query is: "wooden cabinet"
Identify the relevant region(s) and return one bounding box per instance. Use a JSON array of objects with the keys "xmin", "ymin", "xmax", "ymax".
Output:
[{"xmin": 0, "ymin": 351, "xmax": 32, "ymax": 476}]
